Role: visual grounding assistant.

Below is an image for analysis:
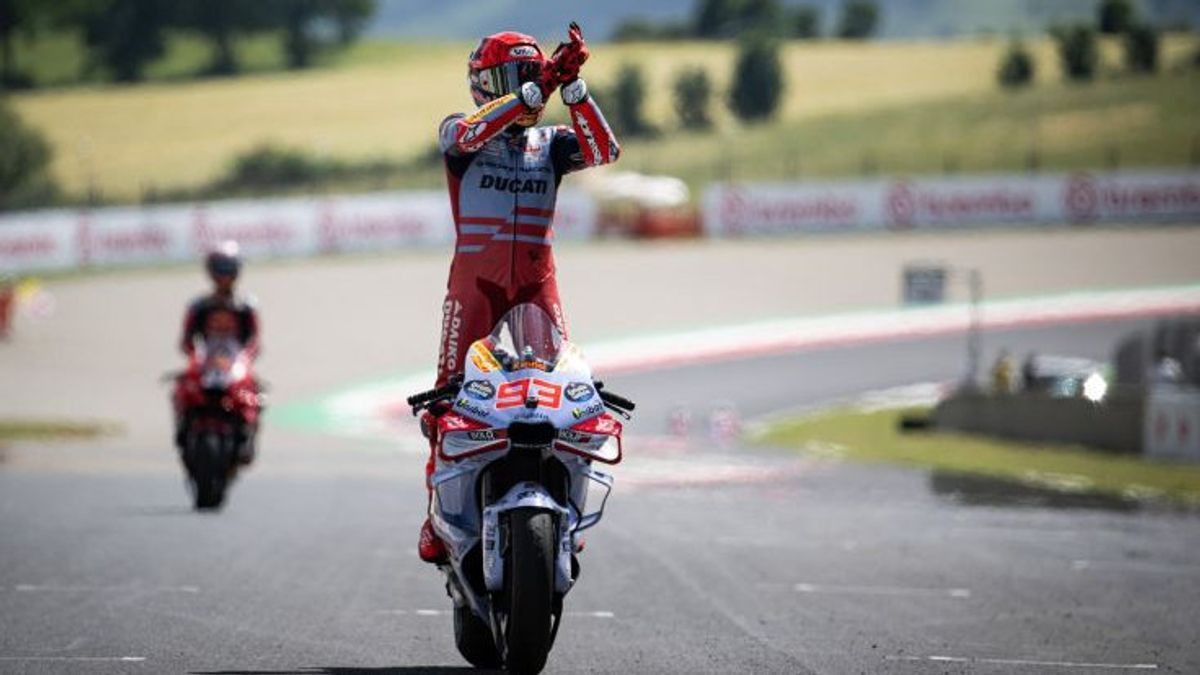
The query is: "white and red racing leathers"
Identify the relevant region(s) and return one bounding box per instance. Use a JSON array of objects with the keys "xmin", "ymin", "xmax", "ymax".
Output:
[{"xmin": 433, "ymin": 79, "xmax": 618, "ymax": 389}]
